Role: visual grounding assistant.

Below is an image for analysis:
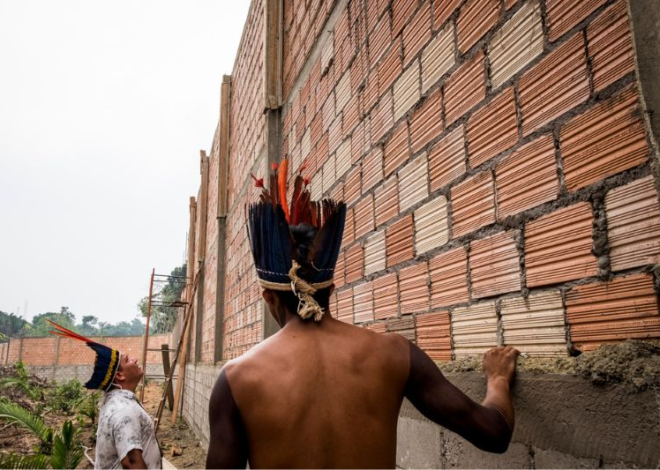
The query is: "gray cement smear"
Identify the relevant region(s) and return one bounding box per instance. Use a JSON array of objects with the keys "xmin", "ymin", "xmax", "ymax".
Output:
[
  {"xmin": 440, "ymin": 340, "xmax": 660, "ymax": 392},
  {"xmin": 398, "ymin": 341, "xmax": 660, "ymax": 468}
]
